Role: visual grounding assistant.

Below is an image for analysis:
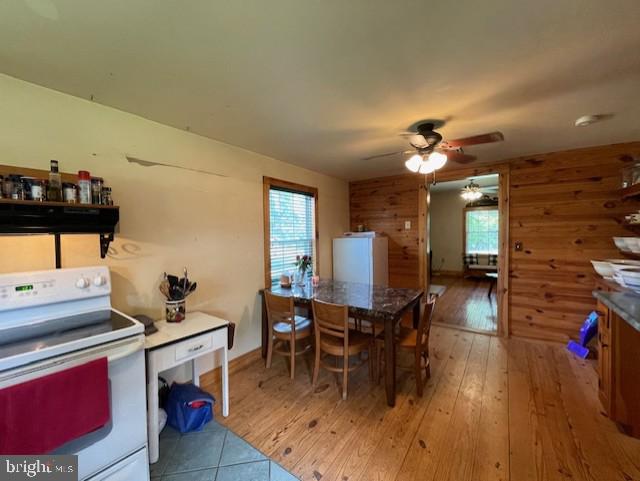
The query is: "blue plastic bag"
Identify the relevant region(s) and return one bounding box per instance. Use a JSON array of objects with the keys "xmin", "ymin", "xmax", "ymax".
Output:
[{"xmin": 166, "ymin": 382, "xmax": 215, "ymax": 434}]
